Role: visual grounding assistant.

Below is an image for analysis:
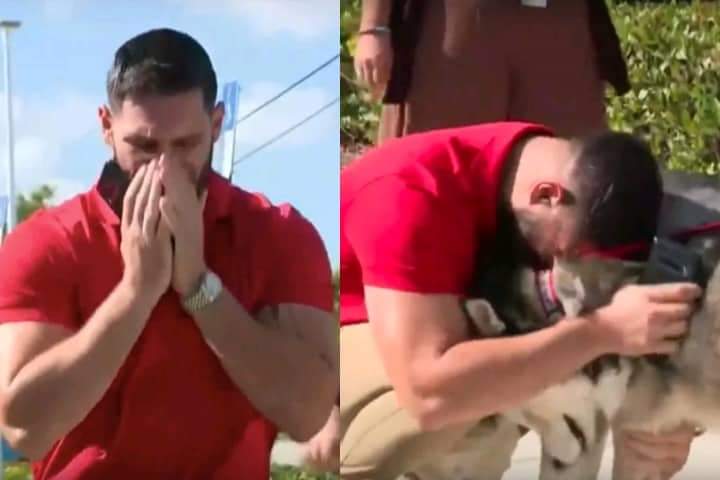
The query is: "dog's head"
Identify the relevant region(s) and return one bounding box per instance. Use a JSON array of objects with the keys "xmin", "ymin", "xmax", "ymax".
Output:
[{"xmin": 551, "ymin": 256, "xmax": 645, "ymax": 317}]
